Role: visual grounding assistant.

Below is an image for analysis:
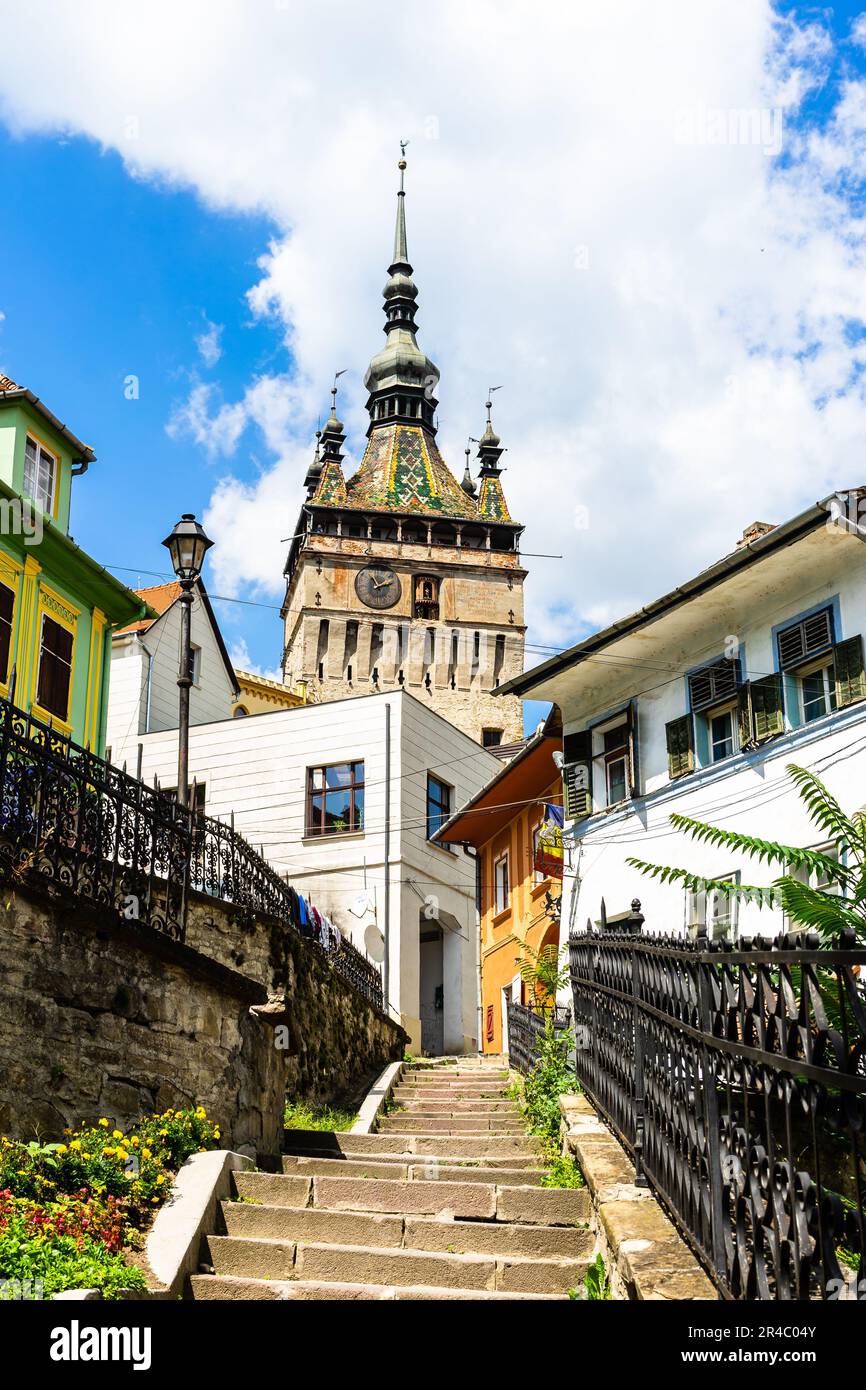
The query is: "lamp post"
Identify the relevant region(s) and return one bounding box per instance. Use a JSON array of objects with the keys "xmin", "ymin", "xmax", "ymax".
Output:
[{"xmin": 161, "ymin": 513, "xmax": 213, "ymax": 808}]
